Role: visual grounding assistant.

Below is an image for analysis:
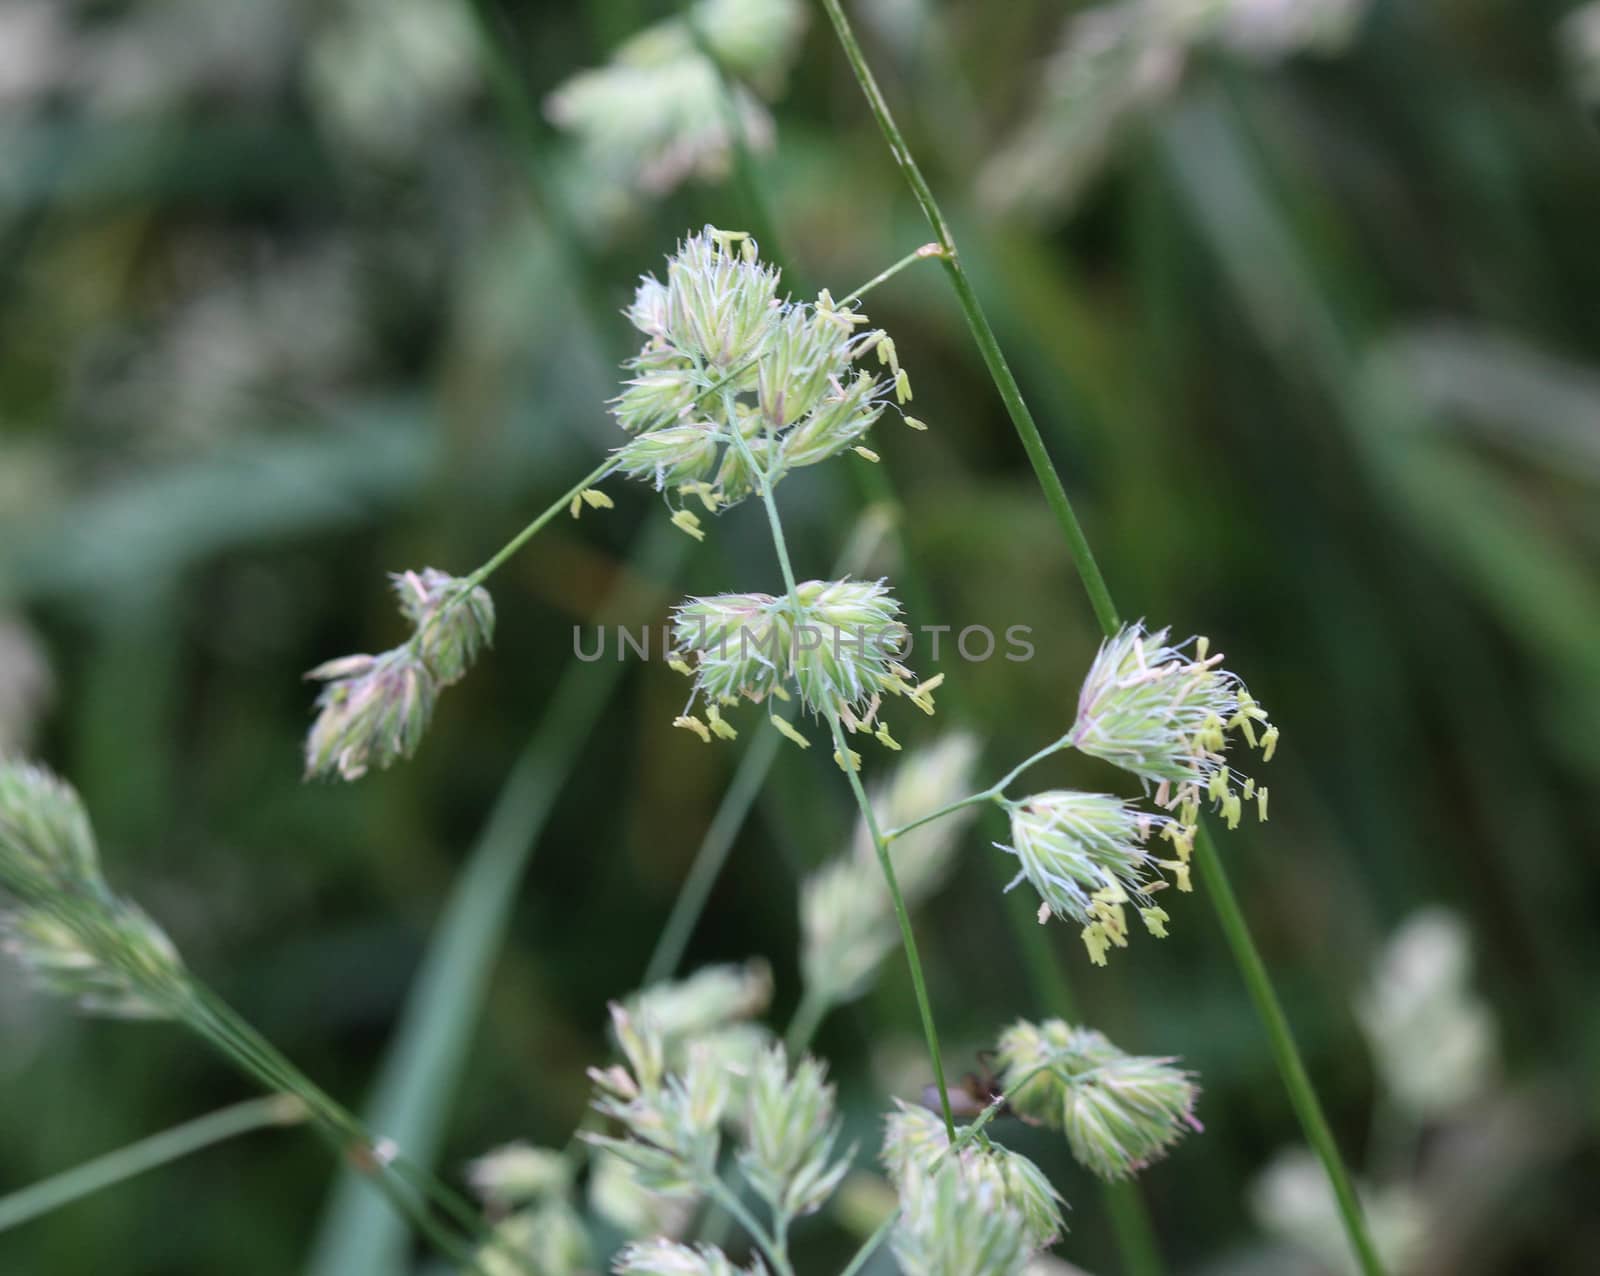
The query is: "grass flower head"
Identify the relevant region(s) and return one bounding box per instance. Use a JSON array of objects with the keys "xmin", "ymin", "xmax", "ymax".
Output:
[
  {"xmin": 1070, "ymin": 623, "xmax": 1276, "ymax": 832},
  {"xmin": 882, "ymin": 1102, "xmax": 1064, "ymax": 1251},
  {"xmin": 1001, "ymin": 789, "xmax": 1191, "ymax": 964},
  {"xmin": 612, "ymin": 228, "xmax": 914, "ymax": 521},
  {"xmin": 997, "ymin": 1018, "xmax": 1201, "ymax": 1181}
]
